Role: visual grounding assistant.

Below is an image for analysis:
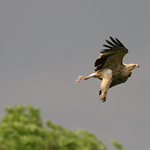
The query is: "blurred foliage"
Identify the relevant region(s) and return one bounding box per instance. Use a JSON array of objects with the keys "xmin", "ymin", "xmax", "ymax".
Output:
[
  {"xmin": 0, "ymin": 105, "xmax": 125, "ymax": 150},
  {"xmin": 111, "ymin": 139, "xmax": 126, "ymax": 150}
]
